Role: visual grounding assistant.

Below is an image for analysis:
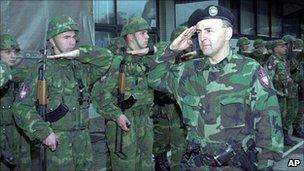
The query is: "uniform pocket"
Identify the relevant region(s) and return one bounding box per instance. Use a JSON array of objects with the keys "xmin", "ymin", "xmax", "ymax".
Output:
[{"xmin": 219, "ymin": 97, "xmax": 246, "ymax": 128}]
